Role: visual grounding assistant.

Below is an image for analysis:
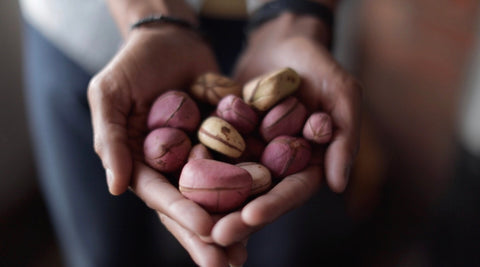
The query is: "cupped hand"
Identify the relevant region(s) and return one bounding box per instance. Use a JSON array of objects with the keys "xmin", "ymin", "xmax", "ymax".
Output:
[
  {"xmin": 130, "ymin": 162, "xmax": 247, "ymax": 267},
  {"xmin": 88, "ymin": 26, "xmax": 218, "ymax": 195},
  {"xmin": 88, "ymin": 26, "xmax": 244, "ymax": 266},
  {"xmin": 211, "ymin": 13, "xmax": 362, "ymax": 247}
]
